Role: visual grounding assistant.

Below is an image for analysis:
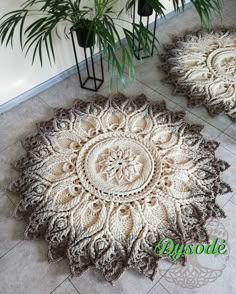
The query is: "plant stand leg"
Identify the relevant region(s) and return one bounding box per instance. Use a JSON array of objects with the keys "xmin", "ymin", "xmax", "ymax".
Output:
[
  {"xmin": 71, "ymin": 30, "xmax": 104, "ymax": 92},
  {"xmin": 133, "ymin": 2, "xmax": 158, "ymax": 60}
]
